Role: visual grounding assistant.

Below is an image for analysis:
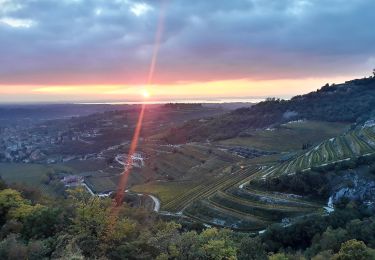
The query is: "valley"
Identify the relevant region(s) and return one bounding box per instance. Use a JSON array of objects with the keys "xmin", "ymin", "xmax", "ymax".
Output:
[{"xmin": 1, "ymin": 77, "xmax": 375, "ymax": 234}]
